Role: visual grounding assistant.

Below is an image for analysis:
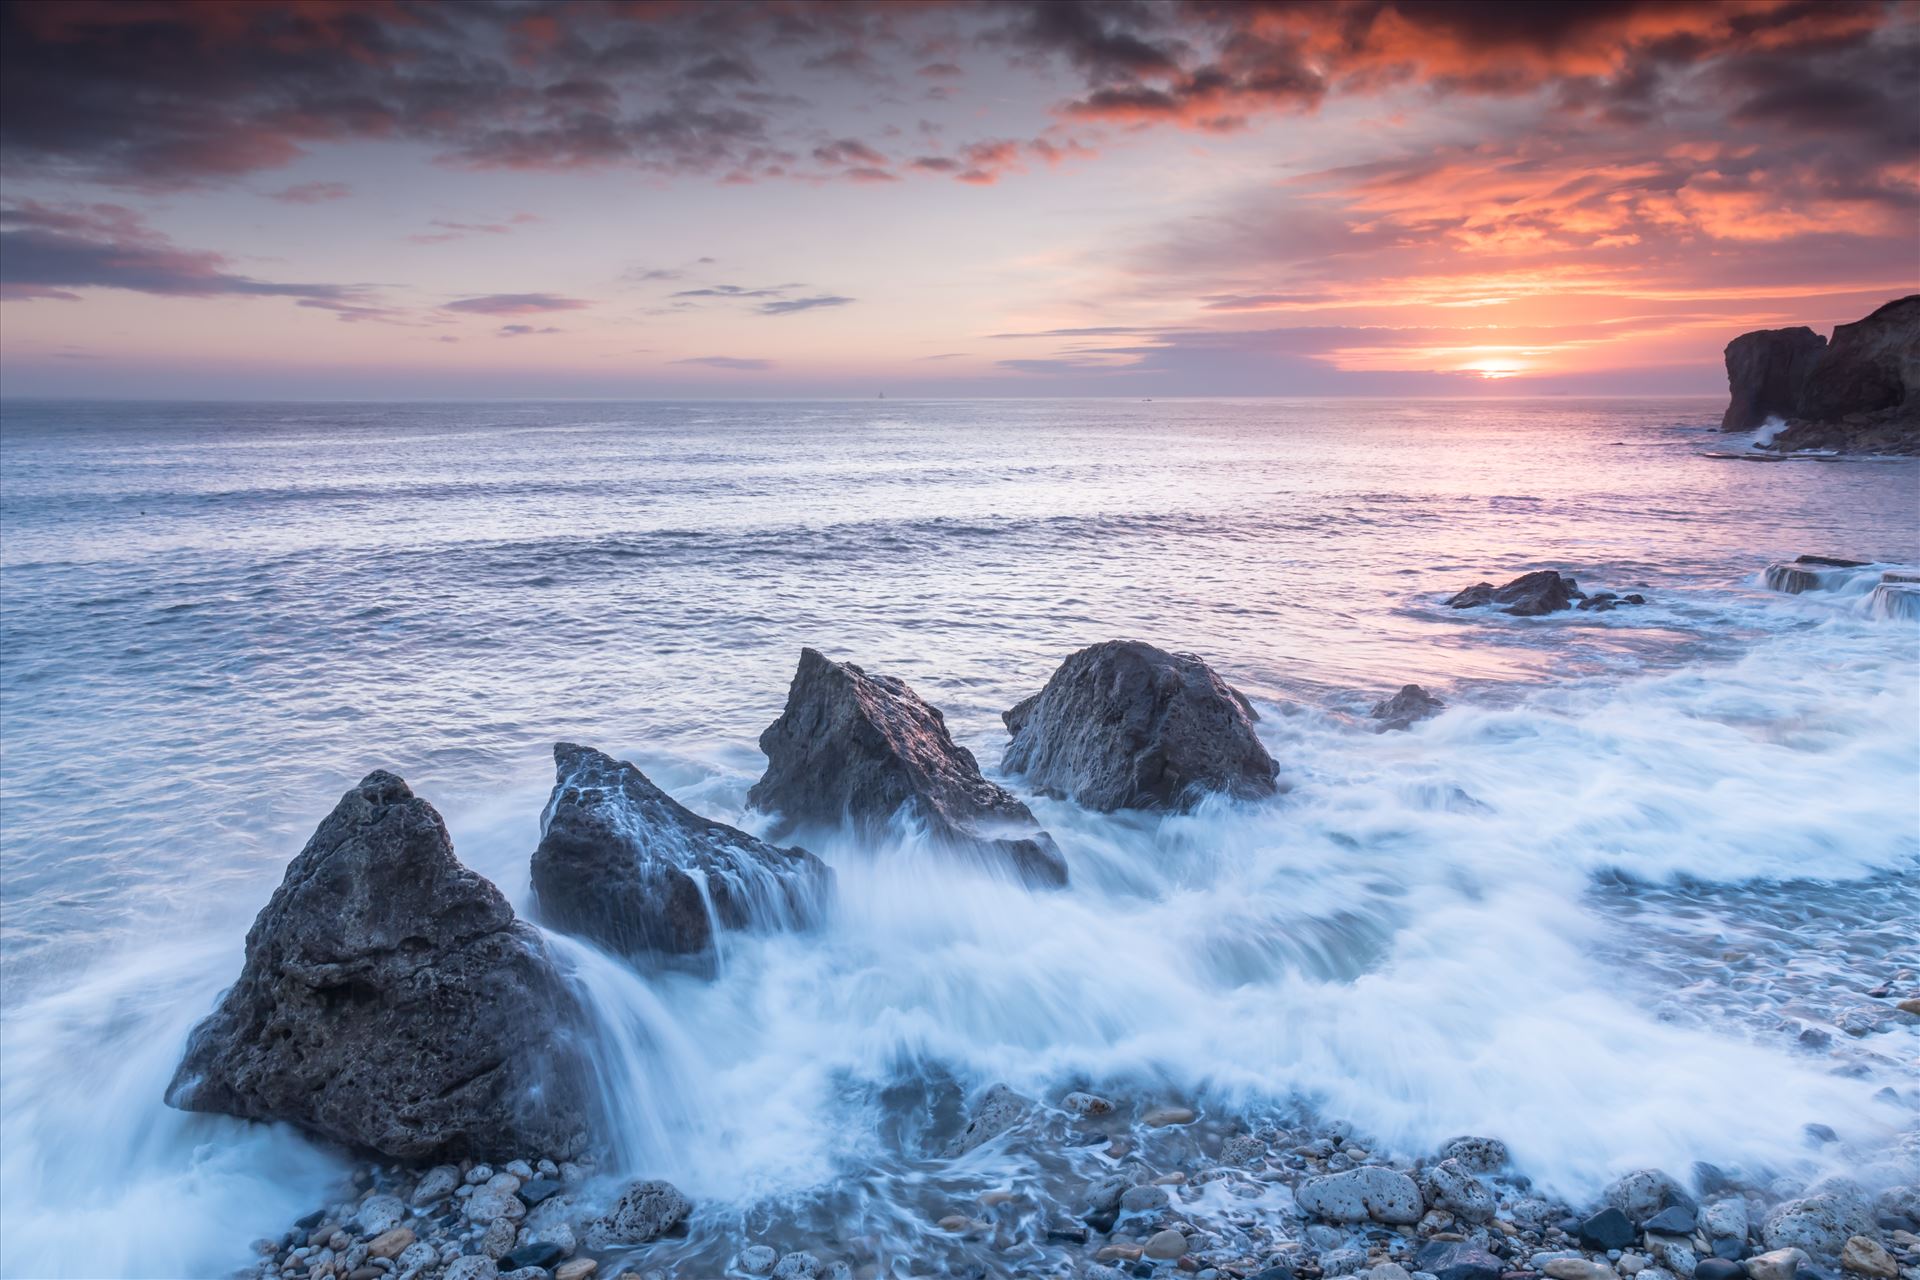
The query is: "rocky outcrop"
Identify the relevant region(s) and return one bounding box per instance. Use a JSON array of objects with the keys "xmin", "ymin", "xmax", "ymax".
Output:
[
  {"xmin": 1763, "ymin": 555, "xmax": 1870, "ymax": 594},
  {"xmin": 166, "ymin": 771, "xmax": 591, "ymax": 1162},
  {"xmin": 1722, "ymin": 327, "xmax": 1826, "ymax": 431},
  {"xmin": 748, "ymin": 648, "xmax": 1066, "ymax": 886},
  {"xmin": 1447, "ymin": 570, "xmax": 1583, "ymax": 616},
  {"xmin": 532, "ymin": 743, "xmax": 829, "ymax": 965},
  {"xmin": 1001, "ymin": 641, "xmax": 1278, "ymax": 813},
  {"xmin": 1371, "ymin": 684, "xmax": 1444, "ymax": 732},
  {"xmin": 1722, "ymin": 297, "xmax": 1919, "ymax": 452}
]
